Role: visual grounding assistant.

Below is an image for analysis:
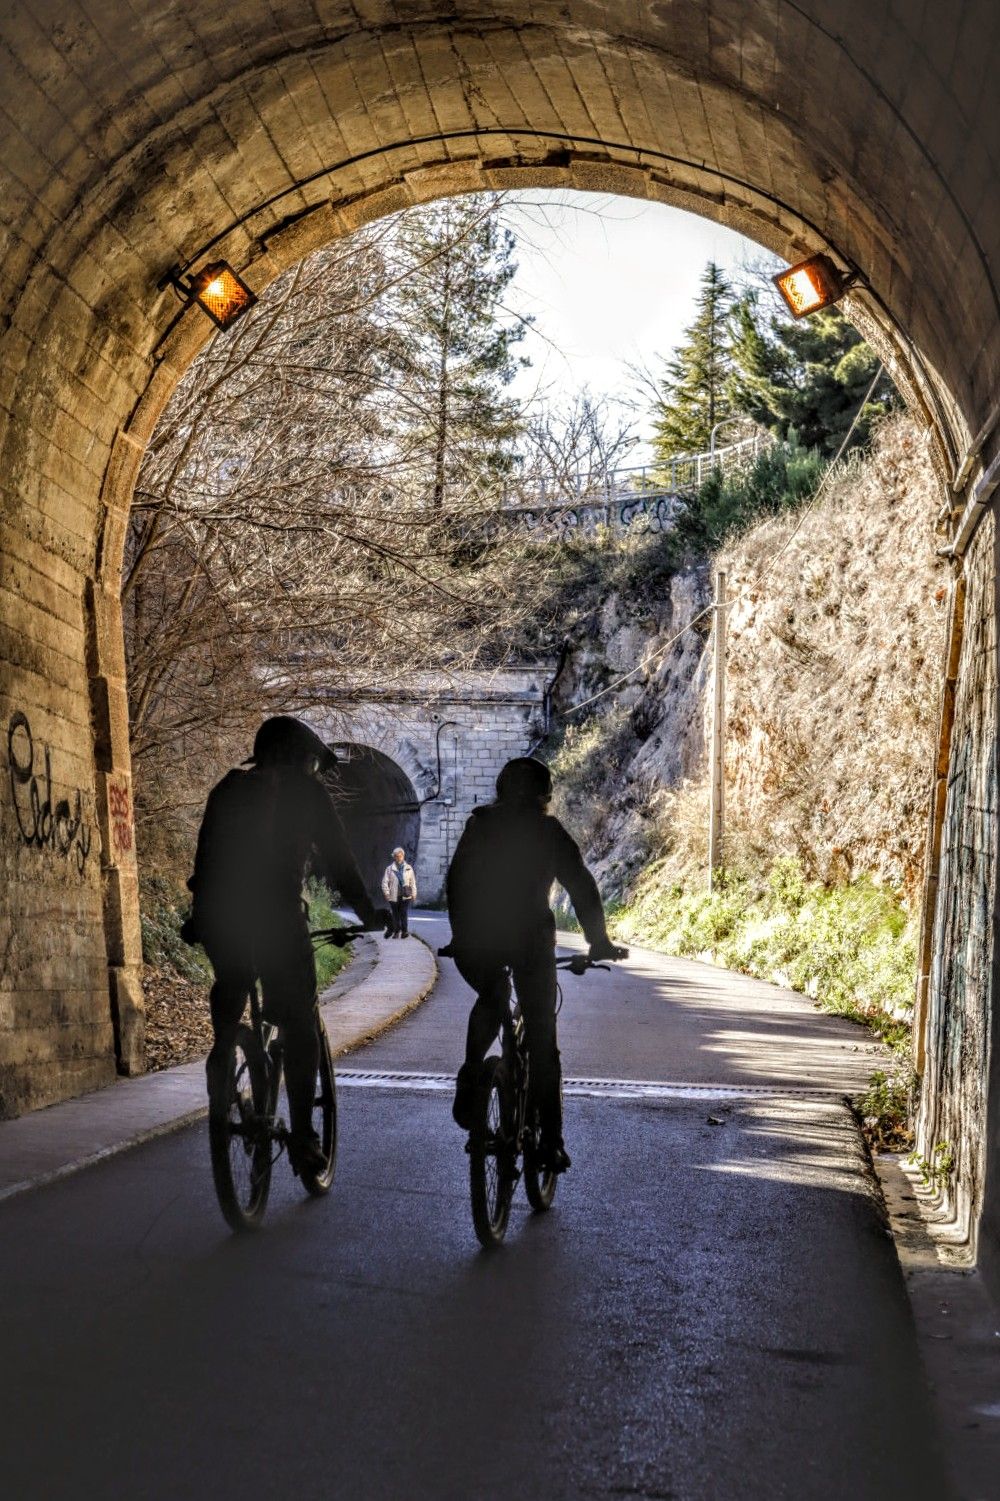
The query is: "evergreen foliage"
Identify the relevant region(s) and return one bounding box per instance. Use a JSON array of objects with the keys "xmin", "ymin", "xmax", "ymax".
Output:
[
  {"xmin": 728, "ymin": 292, "xmax": 897, "ymax": 456},
  {"xmin": 677, "ymin": 437, "xmax": 825, "ymax": 549},
  {"xmin": 651, "ymin": 262, "xmax": 737, "ymax": 461},
  {"xmin": 392, "ymin": 195, "xmax": 529, "ymax": 507},
  {"xmin": 648, "ymin": 257, "xmax": 899, "ymax": 547}
]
